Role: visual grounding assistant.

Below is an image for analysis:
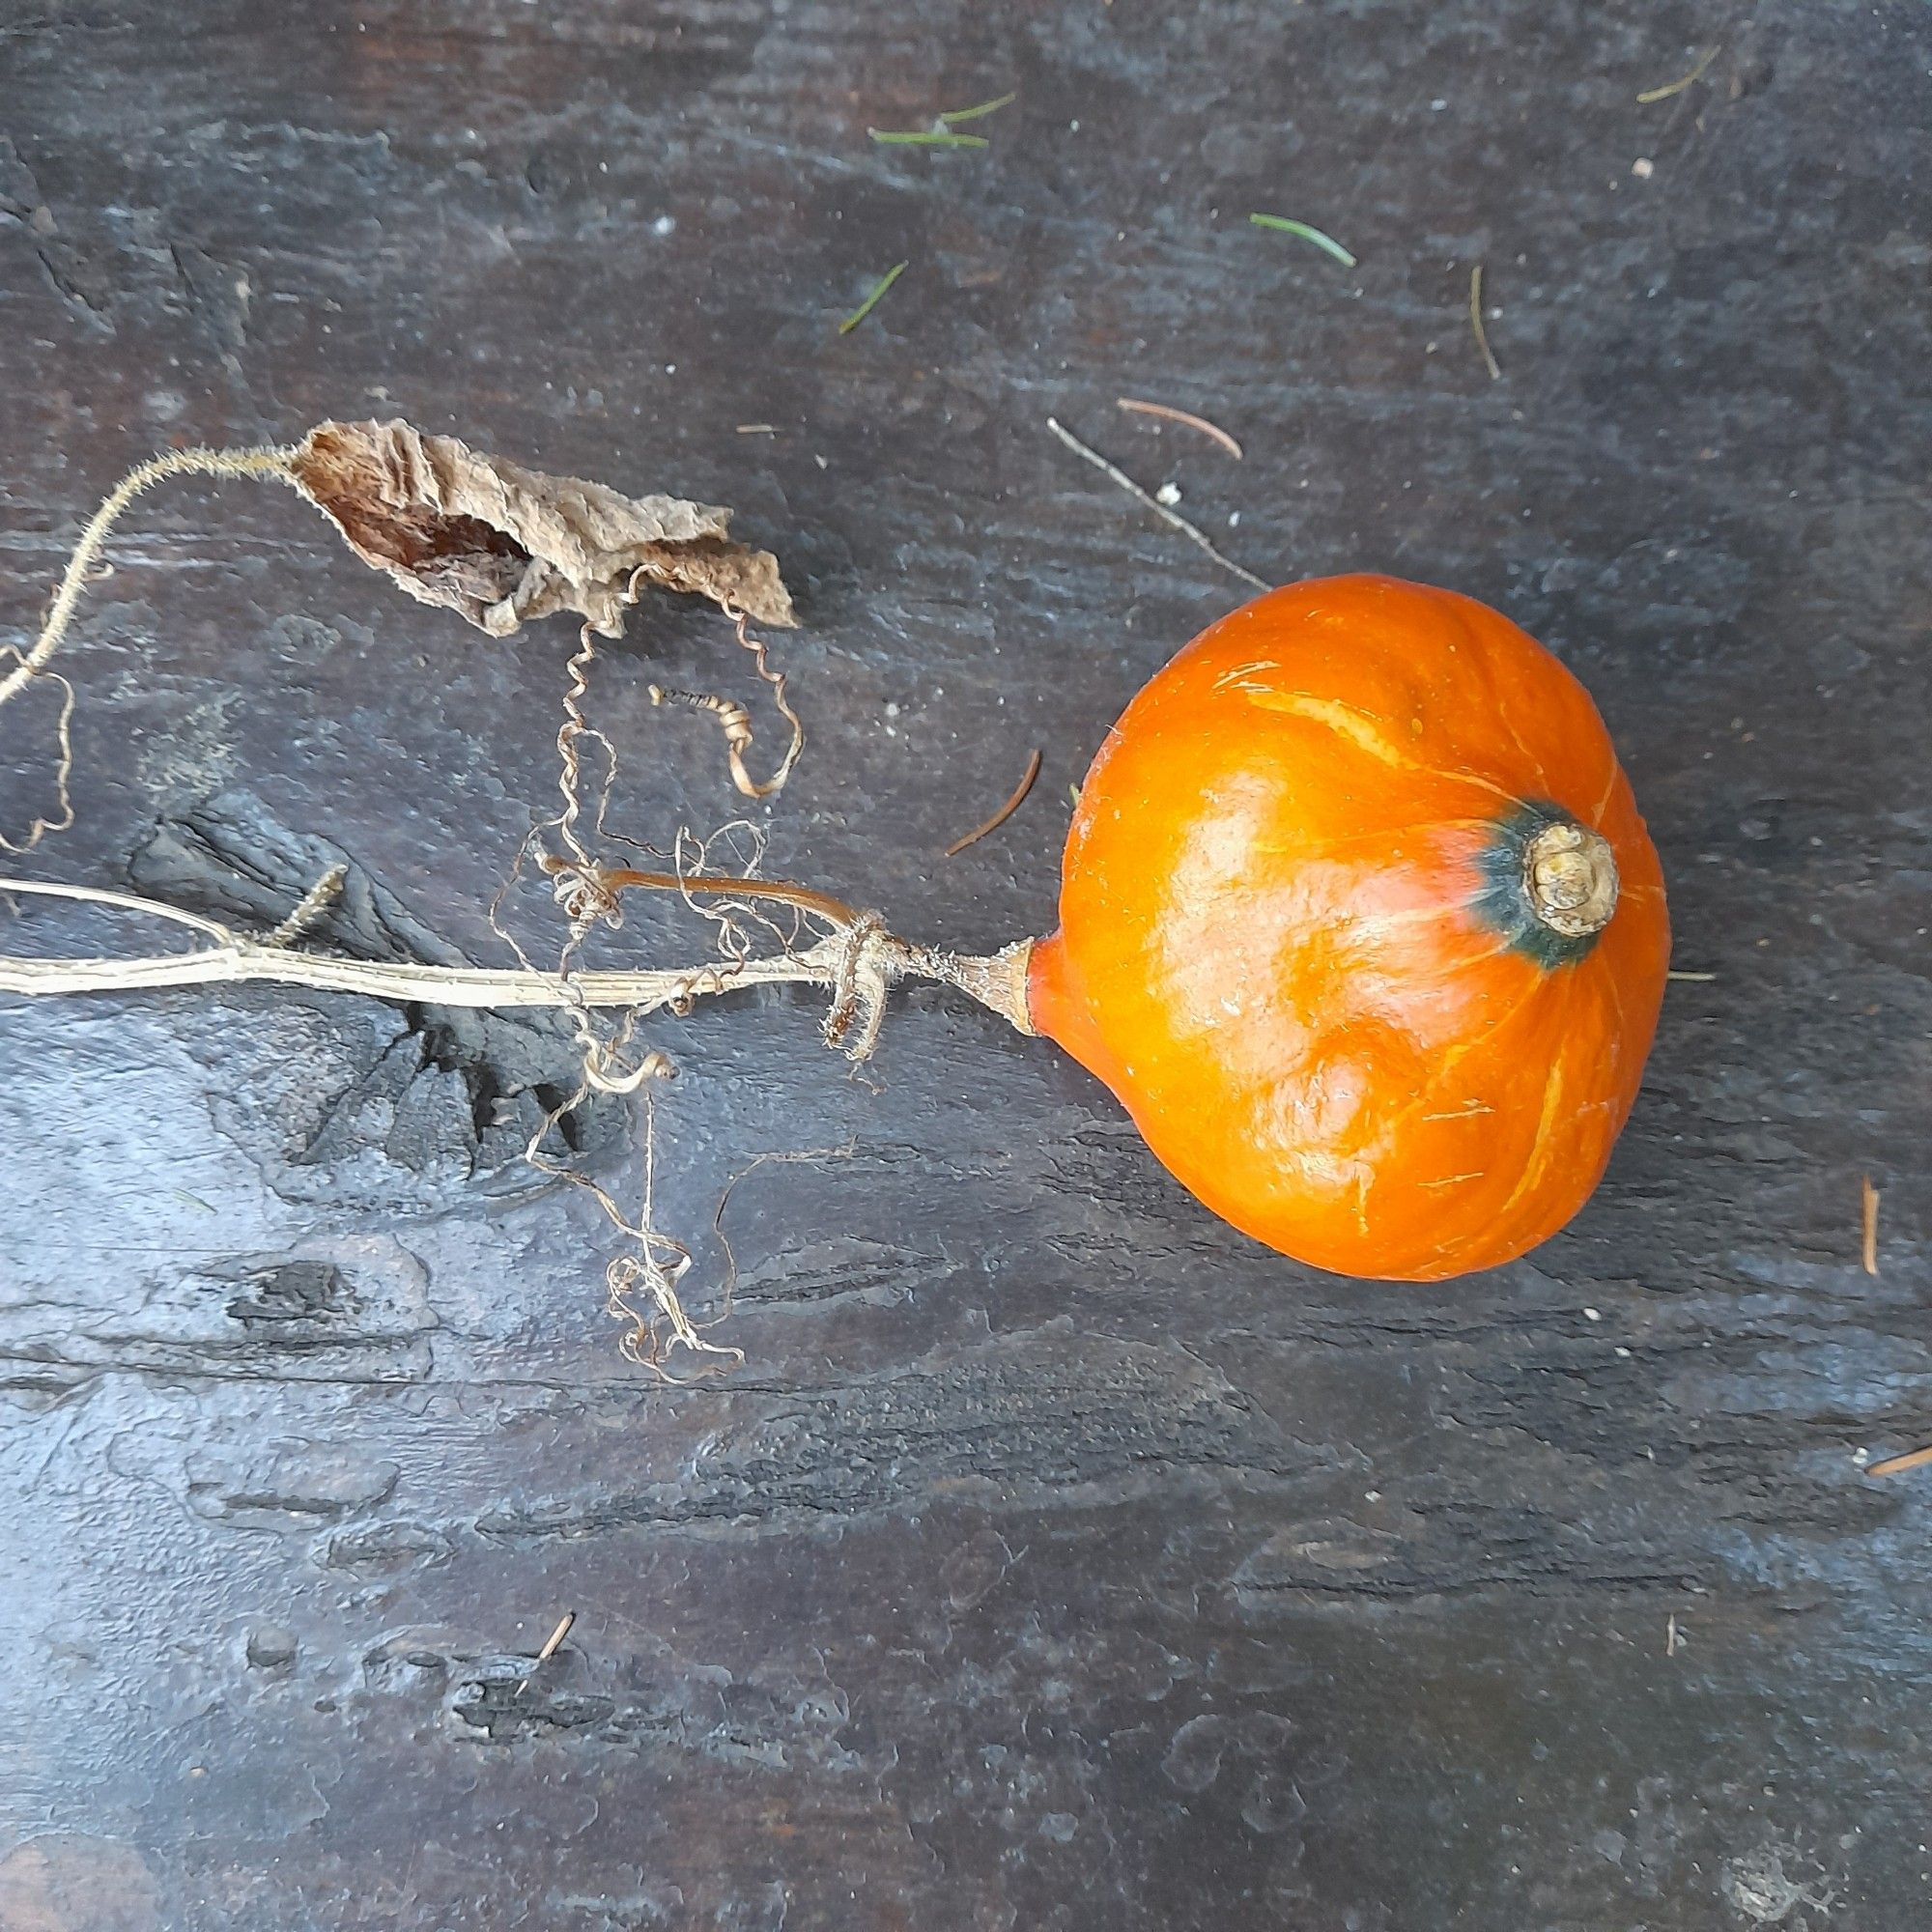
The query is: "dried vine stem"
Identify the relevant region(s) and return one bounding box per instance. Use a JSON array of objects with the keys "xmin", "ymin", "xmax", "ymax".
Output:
[
  {"xmin": 0, "ymin": 443, "xmax": 301, "ymax": 710},
  {"xmin": 0, "ymin": 875, "xmax": 1038, "ymax": 1046},
  {"xmin": 1, "ymin": 426, "xmax": 823, "ymax": 1378},
  {"xmin": 486, "ymin": 616, "xmax": 823, "ymax": 1370},
  {"xmin": 0, "ymin": 651, "xmax": 74, "ymax": 855},
  {"xmin": 522, "ymin": 1068, "xmax": 748, "ymax": 1378}
]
